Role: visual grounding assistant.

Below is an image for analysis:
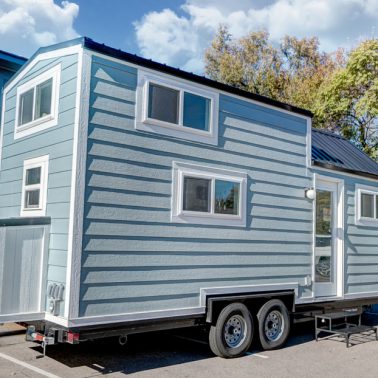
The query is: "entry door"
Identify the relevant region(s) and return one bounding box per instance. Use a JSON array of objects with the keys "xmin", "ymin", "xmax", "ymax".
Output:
[{"xmin": 314, "ymin": 180, "xmax": 341, "ymax": 297}]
